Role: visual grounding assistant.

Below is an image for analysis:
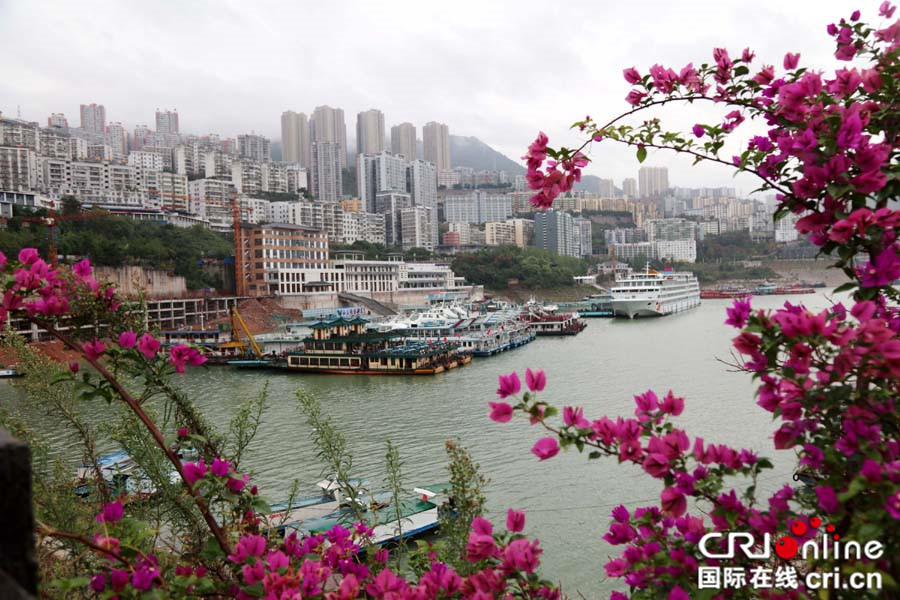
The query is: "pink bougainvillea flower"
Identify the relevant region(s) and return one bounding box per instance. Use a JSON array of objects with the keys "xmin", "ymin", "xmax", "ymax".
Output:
[
  {"xmin": 531, "ymin": 437, "xmax": 559, "ymax": 461},
  {"xmin": 489, "ymin": 401, "xmax": 514, "ymax": 423},
  {"xmin": 73, "ymin": 258, "xmax": 92, "ymax": 279},
  {"xmin": 506, "ymin": 508, "xmax": 526, "ymax": 532},
  {"xmin": 659, "ymin": 391, "xmax": 685, "ymax": 416},
  {"xmin": 815, "ymin": 485, "xmax": 841, "ymax": 513},
  {"xmin": 95, "ymin": 501, "xmax": 124, "ymax": 523},
  {"xmin": 211, "ymin": 457, "xmax": 231, "ymax": 477},
  {"xmin": 563, "ymin": 406, "xmax": 590, "ymax": 429},
  {"xmin": 496, "ymin": 372, "xmax": 521, "ymax": 398},
  {"xmin": 182, "ymin": 459, "xmax": 207, "ymax": 486},
  {"xmin": 783, "ymin": 52, "xmax": 800, "ymax": 69},
  {"xmin": 137, "ymin": 334, "xmax": 161, "ymax": 359},
  {"xmin": 82, "ymin": 340, "xmax": 106, "ymax": 361},
  {"xmin": 17, "ymin": 248, "xmax": 40, "ymax": 265},
  {"xmin": 661, "ymin": 487, "xmax": 687, "ymax": 517},
  {"xmin": 525, "ymin": 367, "xmax": 546, "ymax": 392},
  {"xmin": 623, "ymin": 67, "xmax": 642, "ymax": 84},
  {"xmin": 725, "ymin": 297, "xmax": 752, "ymax": 328},
  {"xmin": 118, "ymin": 331, "xmax": 137, "ymax": 349}
]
